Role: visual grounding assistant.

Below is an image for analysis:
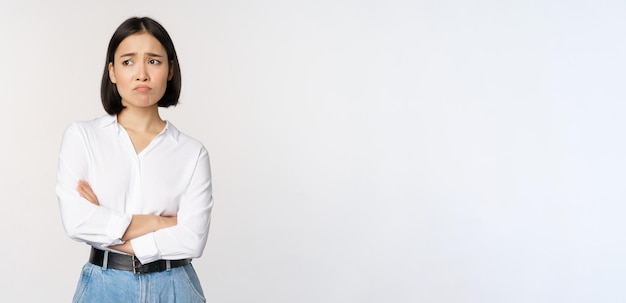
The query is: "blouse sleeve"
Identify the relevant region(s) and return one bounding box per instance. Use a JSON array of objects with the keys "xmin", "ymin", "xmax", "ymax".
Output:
[
  {"xmin": 131, "ymin": 146, "xmax": 214, "ymax": 263},
  {"xmin": 56, "ymin": 122, "xmax": 132, "ymax": 246}
]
